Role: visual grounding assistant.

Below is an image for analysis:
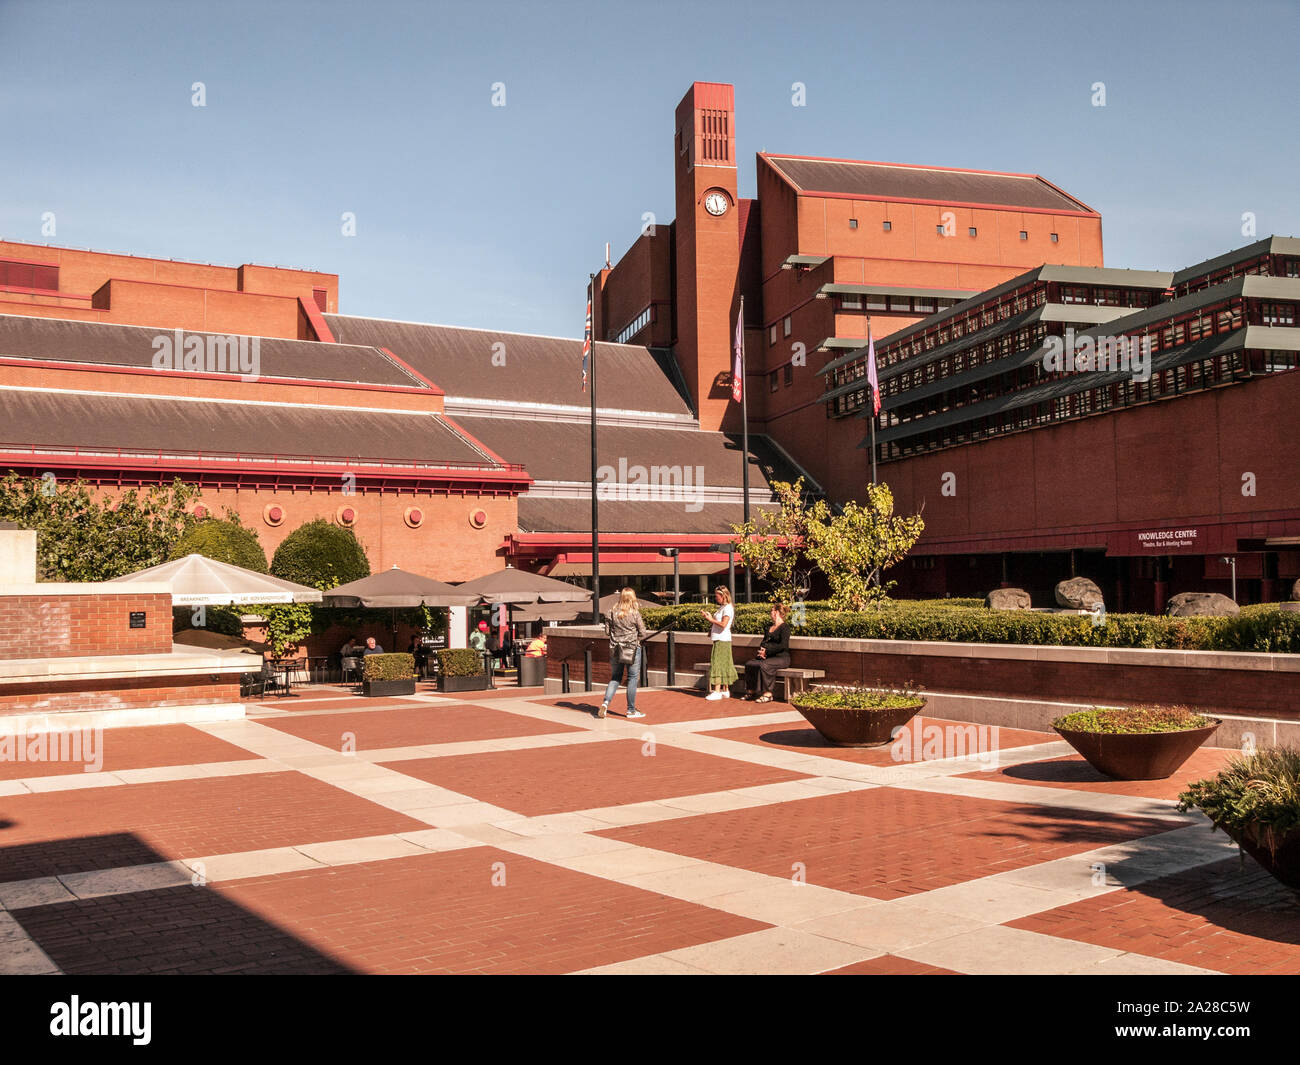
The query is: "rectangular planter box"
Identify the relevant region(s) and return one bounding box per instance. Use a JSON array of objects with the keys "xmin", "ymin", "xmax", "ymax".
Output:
[
  {"xmin": 362, "ymin": 678, "xmax": 416, "ymax": 698},
  {"xmin": 438, "ymin": 674, "xmax": 491, "ymax": 693}
]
